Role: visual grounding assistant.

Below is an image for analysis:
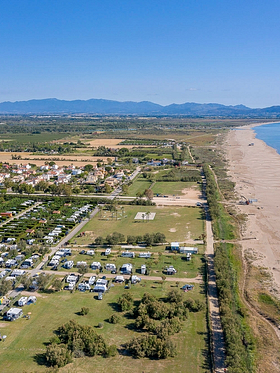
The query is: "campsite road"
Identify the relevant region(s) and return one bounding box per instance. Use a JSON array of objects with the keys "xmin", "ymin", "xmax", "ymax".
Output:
[{"xmin": 204, "ymin": 204, "xmax": 226, "ymax": 373}]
